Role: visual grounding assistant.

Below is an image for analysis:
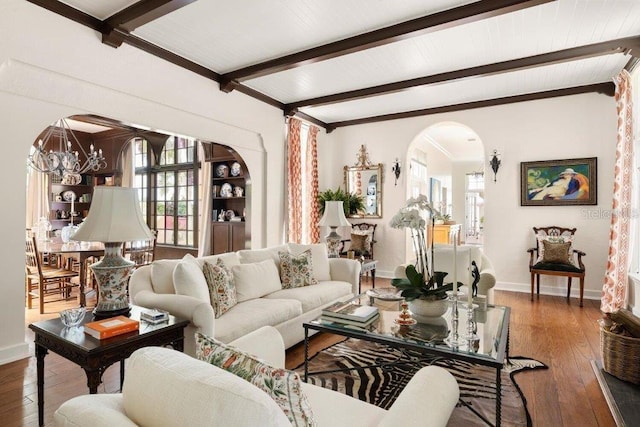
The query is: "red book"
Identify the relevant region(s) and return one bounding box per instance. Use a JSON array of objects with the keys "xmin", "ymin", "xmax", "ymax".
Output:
[{"xmin": 84, "ymin": 316, "xmax": 139, "ymax": 339}]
